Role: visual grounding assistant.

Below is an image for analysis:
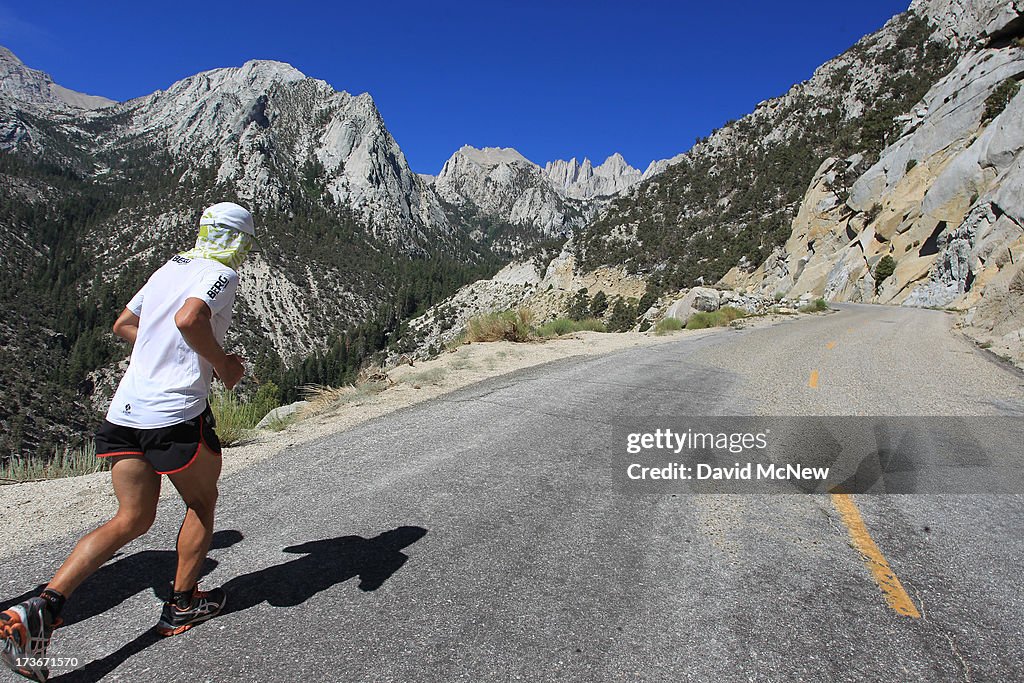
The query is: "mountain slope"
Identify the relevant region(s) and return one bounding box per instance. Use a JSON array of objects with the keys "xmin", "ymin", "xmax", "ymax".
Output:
[
  {"xmin": 431, "ymin": 146, "xmax": 650, "ymax": 257},
  {"xmin": 433, "ymin": 145, "xmax": 588, "ymax": 242},
  {"xmin": 573, "ymin": 8, "xmax": 961, "ymax": 294},
  {"xmin": 718, "ymin": 0, "xmax": 1024, "ymax": 364},
  {"xmin": 0, "ymin": 51, "xmax": 498, "ymax": 456},
  {"xmin": 0, "ymin": 47, "xmax": 114, "ymax": 110}
]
